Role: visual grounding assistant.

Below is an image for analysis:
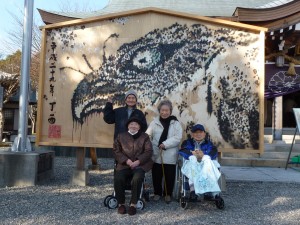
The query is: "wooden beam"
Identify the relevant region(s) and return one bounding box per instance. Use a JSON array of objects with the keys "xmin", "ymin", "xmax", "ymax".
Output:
[
  {"xmin": 40, "ymin": 7, "xmax": 267, "ymax": 32},
  {"xmin": 36, "ymin": 141, "xmax": 113, "ymax": 148},
  {"xmin": 219, "ymin": 148, "xmax": 261, "ymax": 153}
]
